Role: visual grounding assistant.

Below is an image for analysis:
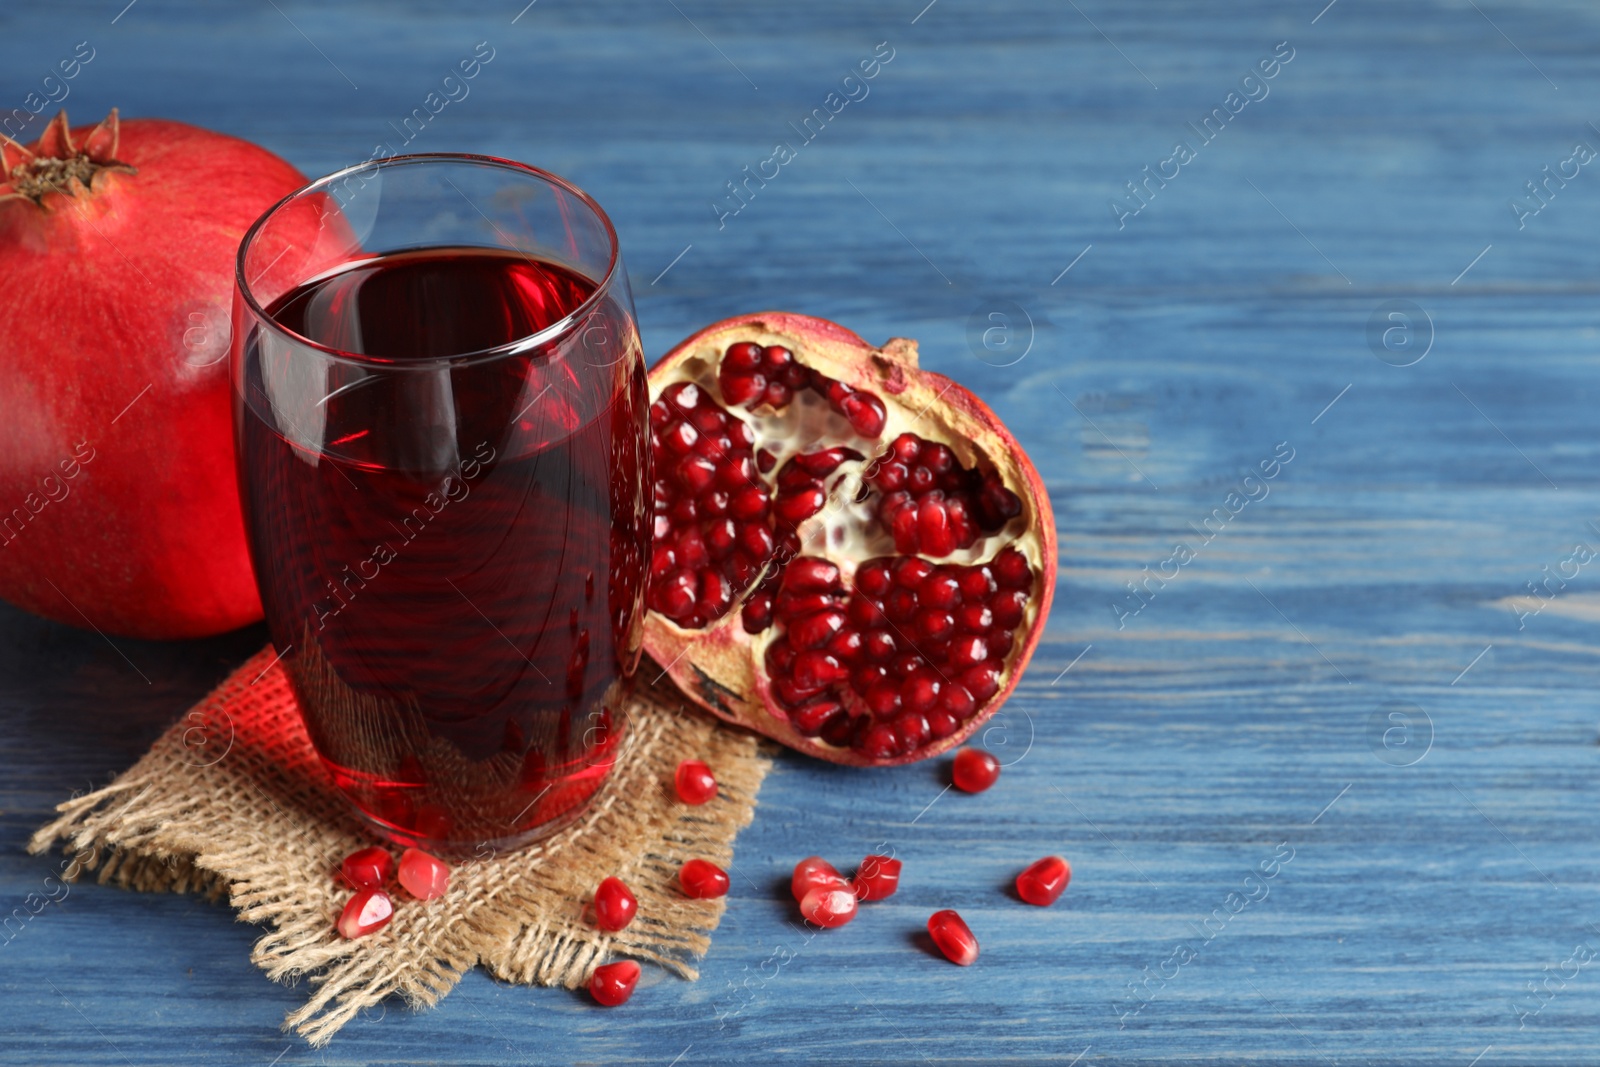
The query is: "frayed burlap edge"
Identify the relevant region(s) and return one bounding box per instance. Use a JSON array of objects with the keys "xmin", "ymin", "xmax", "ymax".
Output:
[{"xmin": 28, "ymin": 646, "xmax": 771, "ymax": 1046}]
